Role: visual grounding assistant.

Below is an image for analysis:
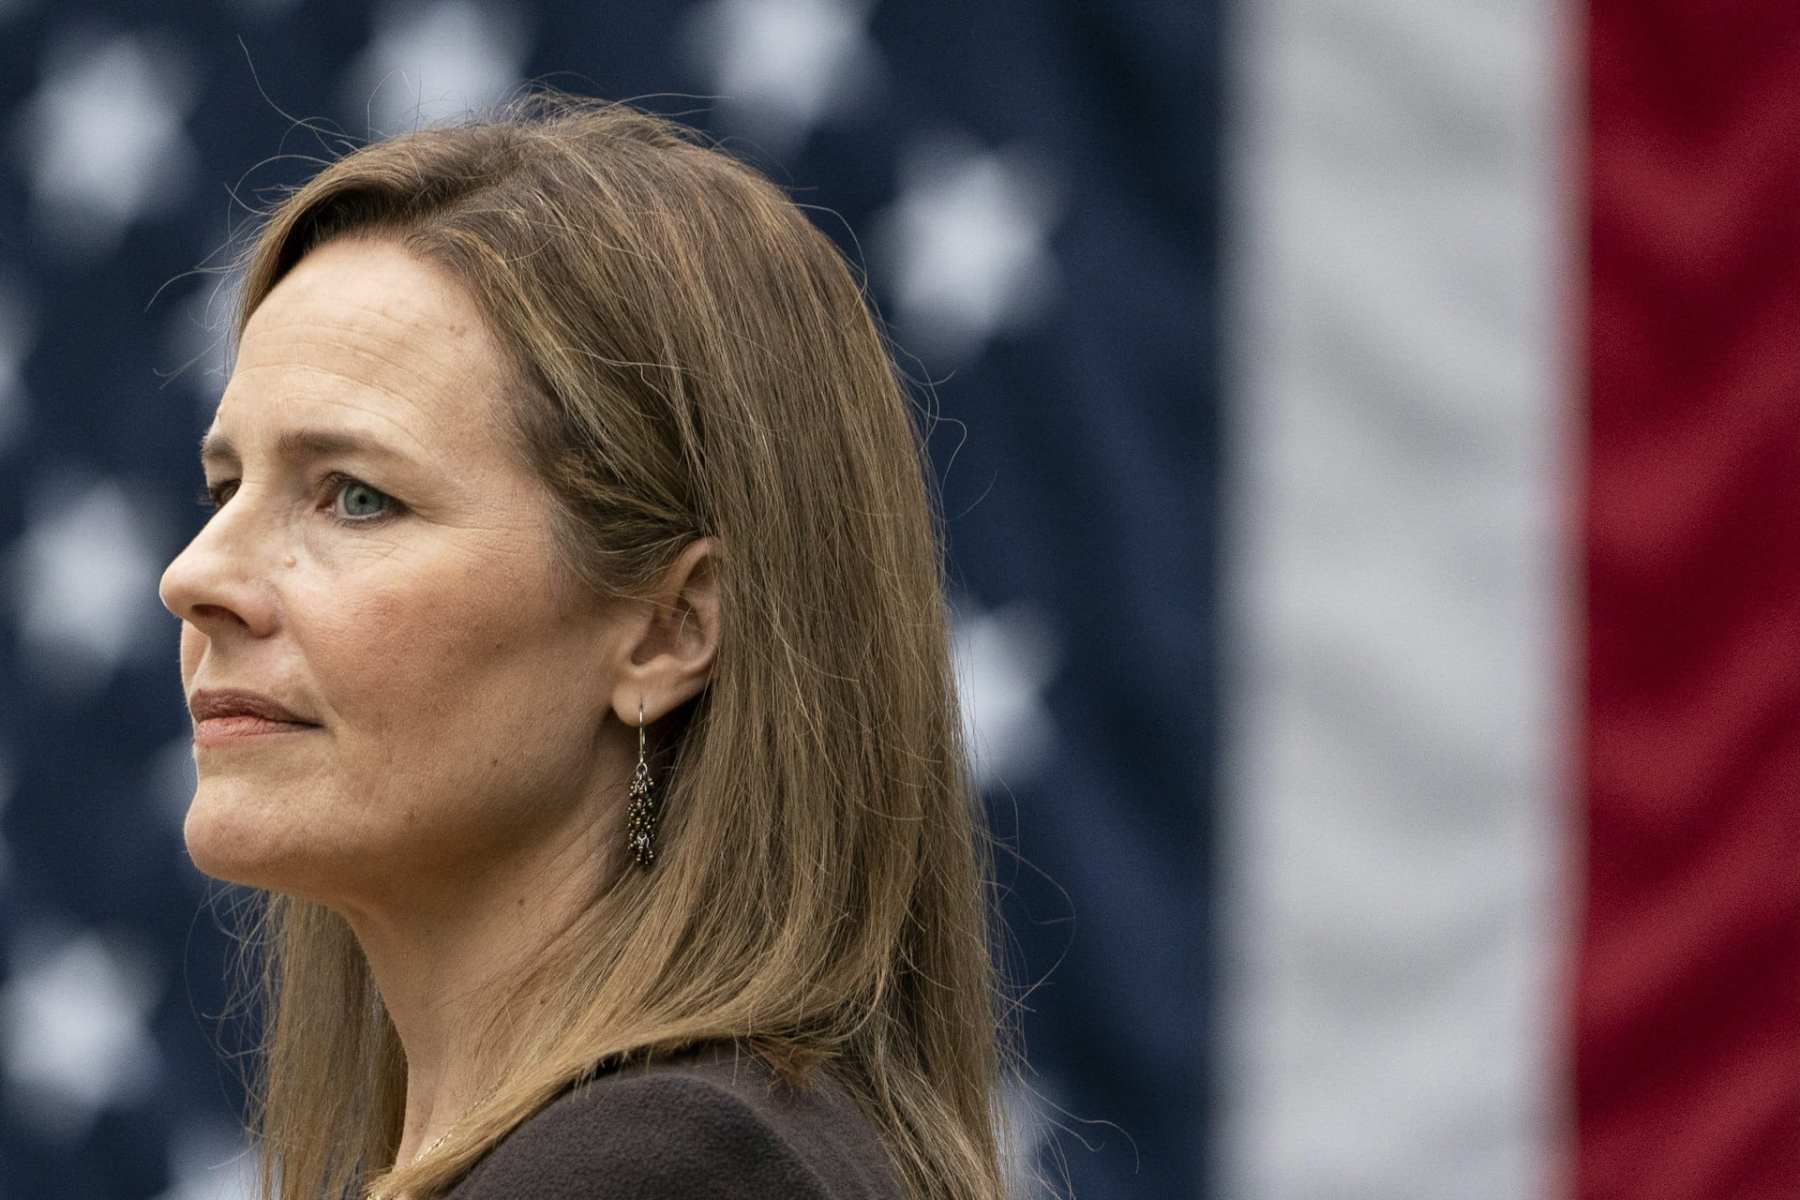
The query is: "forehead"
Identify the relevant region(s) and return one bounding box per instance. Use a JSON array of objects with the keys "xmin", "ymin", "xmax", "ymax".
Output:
[{"xmin": 212, "ymin": 238, "xmax": 510, "ymax": 457}]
